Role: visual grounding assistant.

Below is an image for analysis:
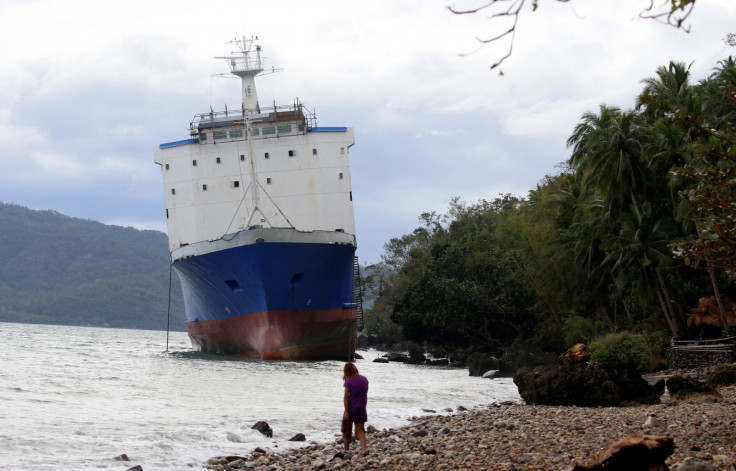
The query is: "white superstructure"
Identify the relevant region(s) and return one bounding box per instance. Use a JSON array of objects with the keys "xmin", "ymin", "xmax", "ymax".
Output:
[{"xmin": 153, "ymin": 37, "xmax": 356, "ymax": 252}]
